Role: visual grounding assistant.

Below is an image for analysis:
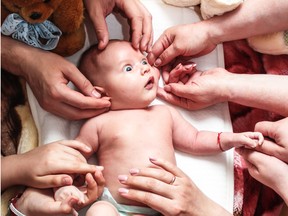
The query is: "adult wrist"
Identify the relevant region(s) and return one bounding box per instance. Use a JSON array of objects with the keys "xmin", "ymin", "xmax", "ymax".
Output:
[{"xmin": 203, "ymin": 18, "xmax": 224, "ymax": 46}]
